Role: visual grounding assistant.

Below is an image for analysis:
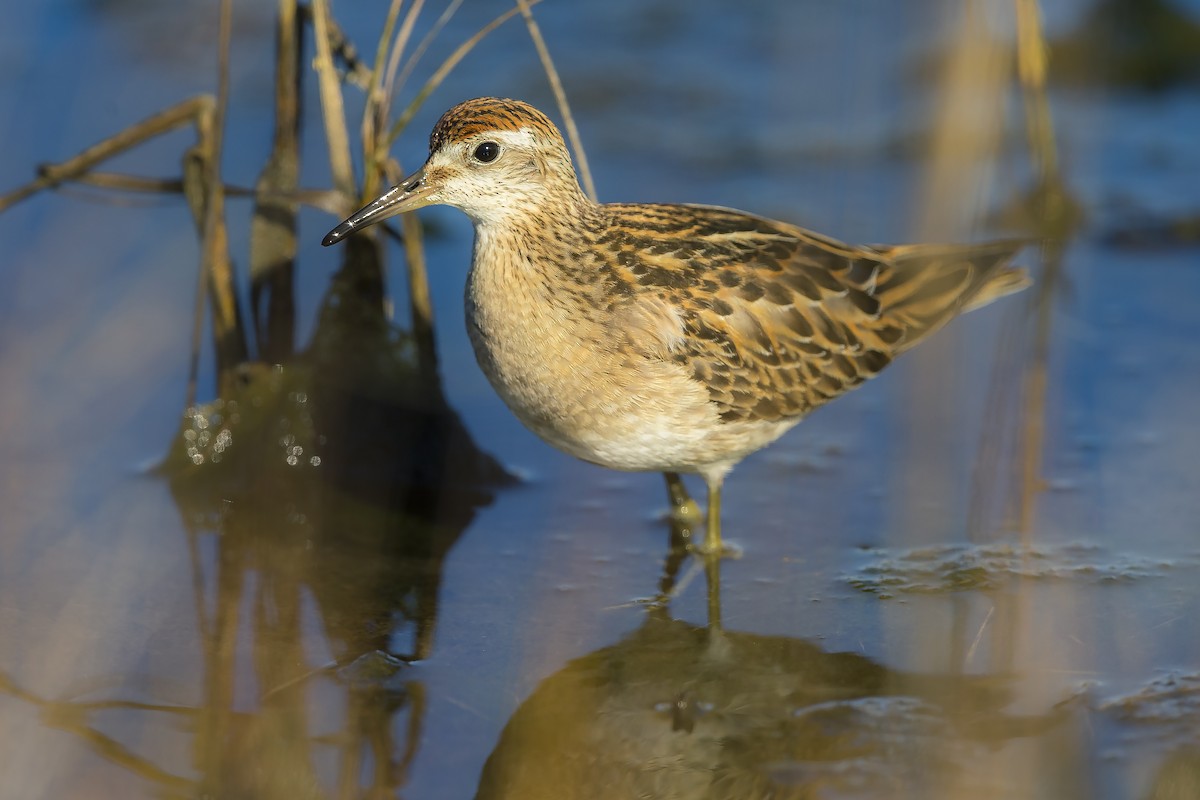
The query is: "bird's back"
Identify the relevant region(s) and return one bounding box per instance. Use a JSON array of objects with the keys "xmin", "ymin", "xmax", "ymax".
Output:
[{"xmin": 595, "ymin": 203, "xmax": 1028, "ymax": 425}]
